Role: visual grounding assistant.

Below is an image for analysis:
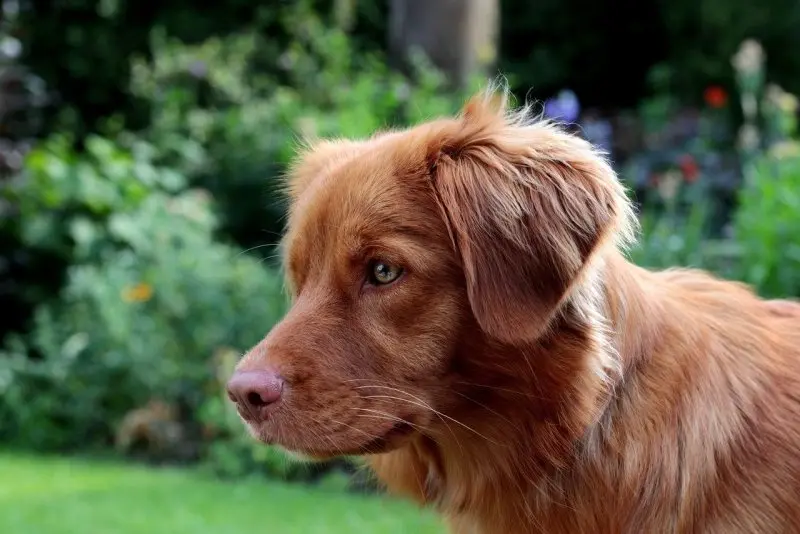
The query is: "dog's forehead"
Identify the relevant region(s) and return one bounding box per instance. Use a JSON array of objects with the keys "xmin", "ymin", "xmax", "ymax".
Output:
[{"xmin": 285, "ymin": 142, "xmax": 434, "ymax": 261}]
